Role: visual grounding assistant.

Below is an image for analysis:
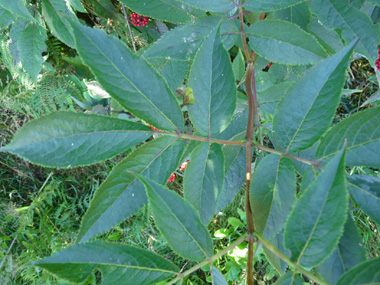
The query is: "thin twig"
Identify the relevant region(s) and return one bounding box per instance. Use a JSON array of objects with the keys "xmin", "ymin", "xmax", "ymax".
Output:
[
  {"xmin": 254, "ymin": 233, "xmax": 328, "ymax": 285},
  {"xmin": 167, "ymin": 235, "xmax": 247, "ymax": 285},
  {"xmin": 164, "ymin": 132, "xmax": 246, "ymax": 146},
  {"xmin": 252, "ymin": 141, "xmax": 322, "ymax": 168},
  {"xmin": 121, "ymin": 4, "xmax": 136, "ymax": 52}
]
